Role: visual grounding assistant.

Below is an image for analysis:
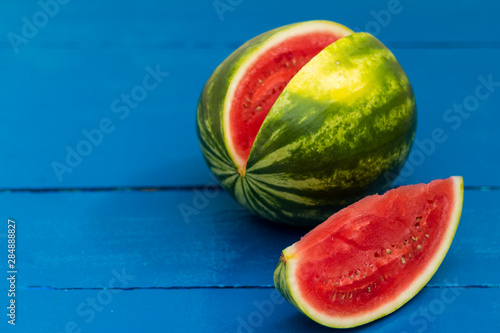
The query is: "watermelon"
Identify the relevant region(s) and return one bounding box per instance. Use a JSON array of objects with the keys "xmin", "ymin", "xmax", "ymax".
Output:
[
  {"xmin": 274, "ymin": 176, "xmax": 464, "ymax": 328},
  {"xmin": 197, "ymin": 20, "xmax": 417, "ymax": 226}
]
